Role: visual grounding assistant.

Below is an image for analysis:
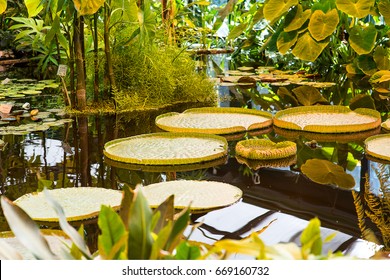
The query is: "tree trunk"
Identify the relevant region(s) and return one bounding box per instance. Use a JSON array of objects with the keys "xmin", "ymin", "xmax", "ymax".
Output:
[
  {"xmin": 74, "ymin": 16, "xmax": 87, "ymax": 110},
  {"xmin": 104, "ymin": 2, "xmax": 117, "ymax": 99},
  {"xmin": 93, "ymin": 13, "xmax": 100, "ymax": 102}
]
